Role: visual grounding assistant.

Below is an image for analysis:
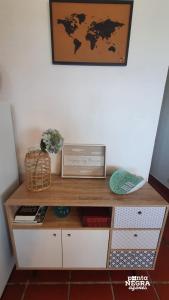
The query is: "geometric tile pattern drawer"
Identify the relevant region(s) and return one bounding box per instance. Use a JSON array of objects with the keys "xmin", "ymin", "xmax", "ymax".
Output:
[
  {"xmin": 111, "ymin": 230, "xmax": 160, "ymax": 249},
  {"xmin": 114, "ymin": 207, "xmax": 166, "ymax": 228},
  {"xmin": 109, "ymin": 250, "xmax": 156, "ymax": 269}
]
